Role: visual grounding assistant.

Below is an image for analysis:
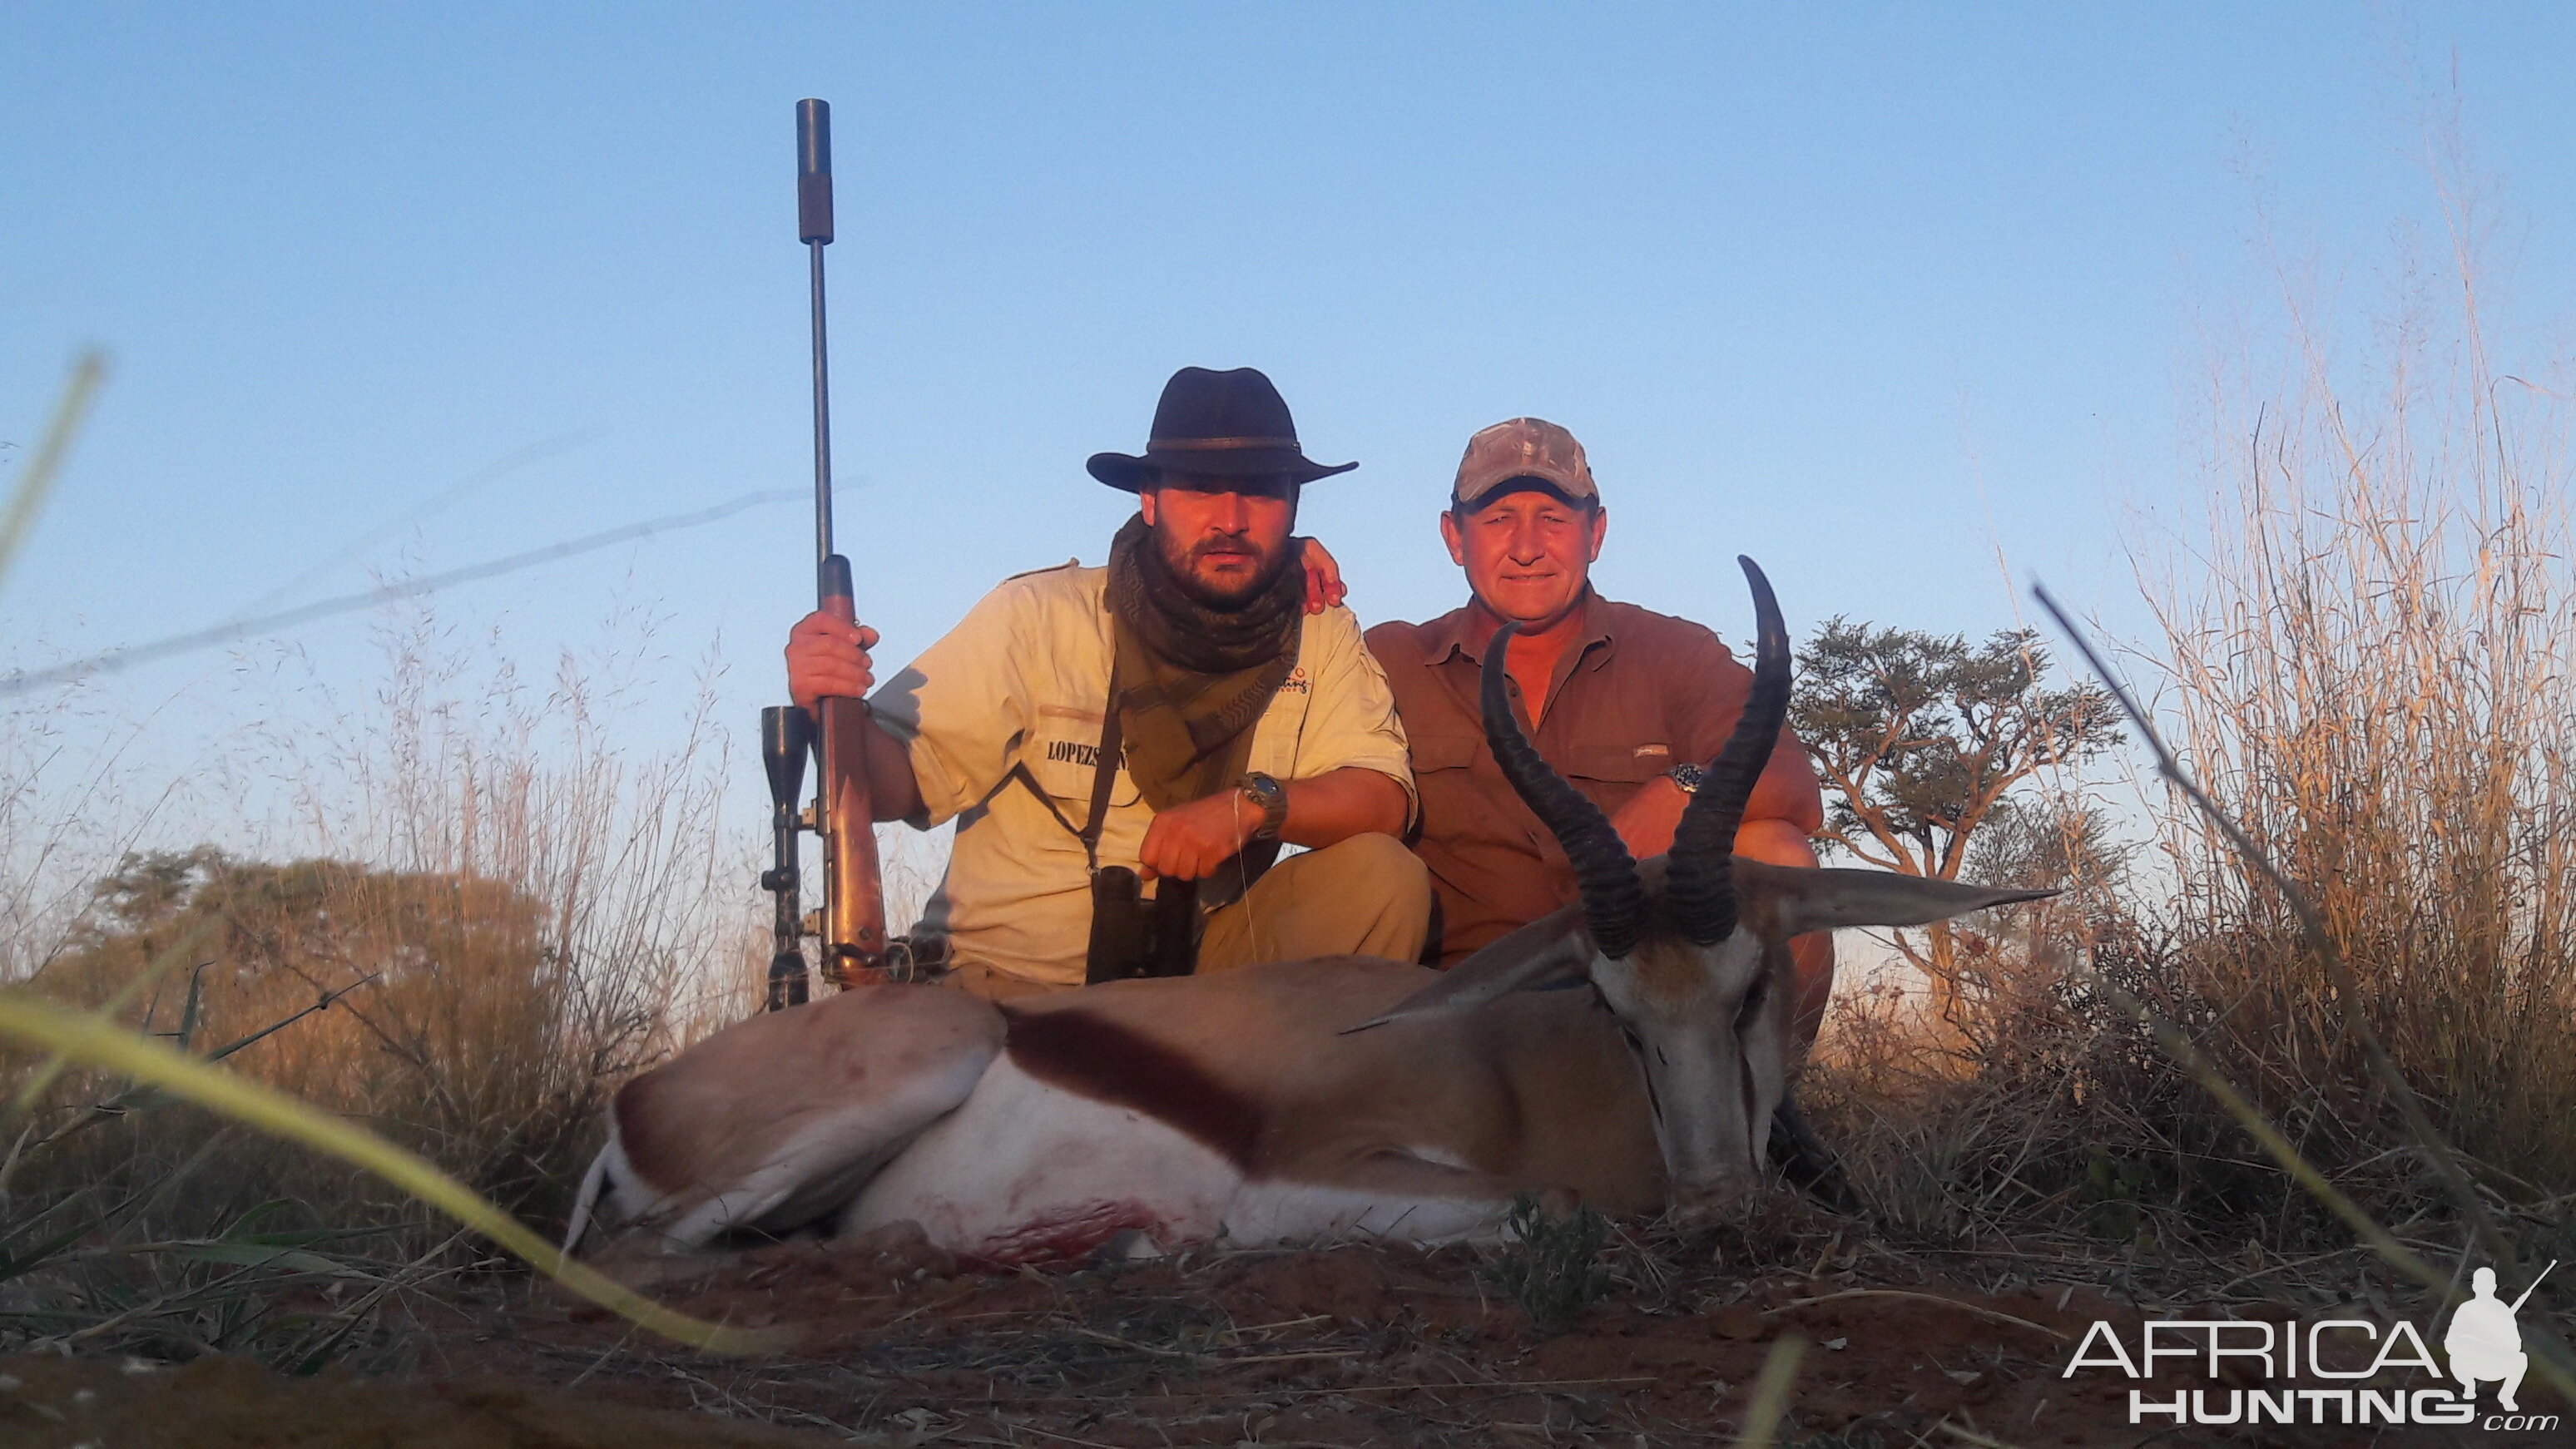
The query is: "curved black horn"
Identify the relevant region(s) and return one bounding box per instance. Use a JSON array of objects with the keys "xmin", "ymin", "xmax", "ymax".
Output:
[
  {"xmin": 1481, "ymin": 623, "xmax": 1645, "ymax": 958},
  {"xmin": 1667, "ymin": 556, "xmax": 1791, "ymax": 946}
]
